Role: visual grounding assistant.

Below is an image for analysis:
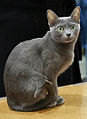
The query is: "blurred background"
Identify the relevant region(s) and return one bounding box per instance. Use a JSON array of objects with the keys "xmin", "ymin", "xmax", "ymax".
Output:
[{"xmin": 76, "ymin": 0, "xmax": 87, "ymax": 81}]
